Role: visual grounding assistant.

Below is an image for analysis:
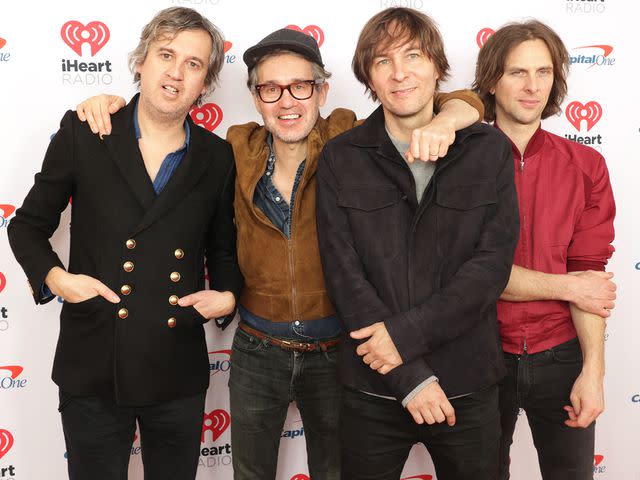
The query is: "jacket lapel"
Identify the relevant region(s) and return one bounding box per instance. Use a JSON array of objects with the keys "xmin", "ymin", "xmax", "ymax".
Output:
[
  {"xmin": 130, "ymin": 116, "xmax": 212, "ymax": 236},
  {"xmin": 102, "ymin": 95, "xmax": 156, "ymax": 211}
]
